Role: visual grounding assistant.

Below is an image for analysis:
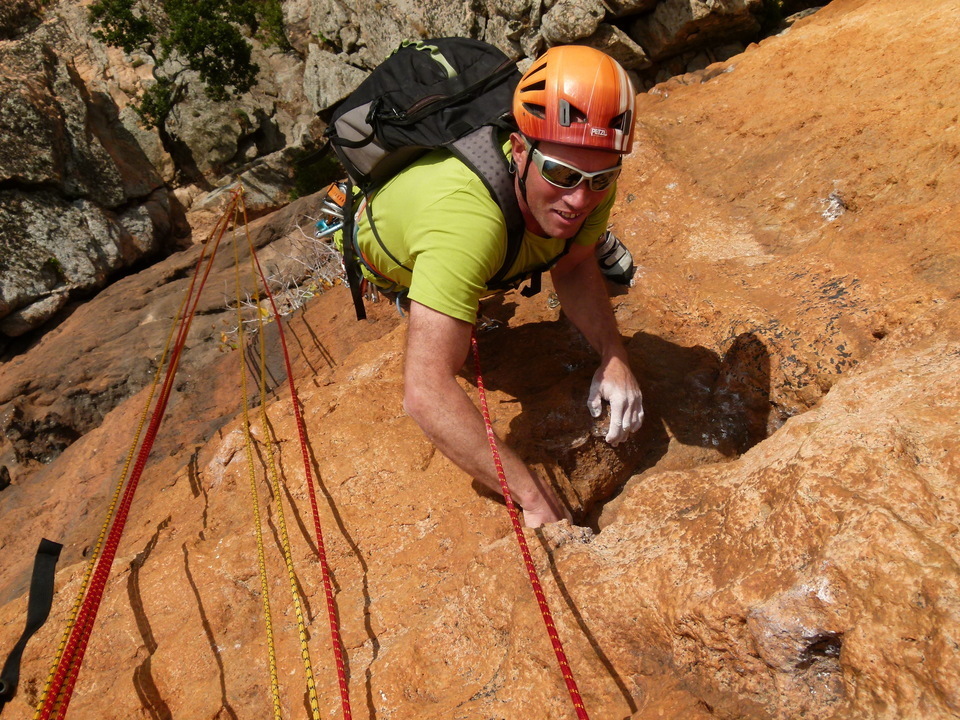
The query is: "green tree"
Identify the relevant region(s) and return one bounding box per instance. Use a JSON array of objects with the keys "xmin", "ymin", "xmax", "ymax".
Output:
[{"xmin": 88, "ymin": 0, "xmax": 286, "ymax": 130}]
